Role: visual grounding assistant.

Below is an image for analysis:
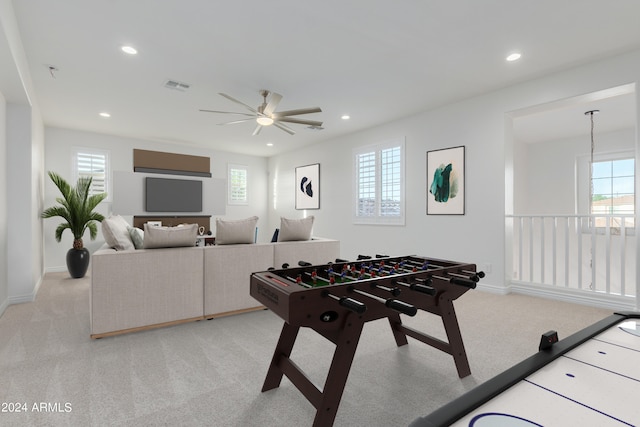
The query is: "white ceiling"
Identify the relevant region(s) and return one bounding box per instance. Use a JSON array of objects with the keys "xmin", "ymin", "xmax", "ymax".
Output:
[{"xmin": 9, "ymin": 0, "xmax": 640, "ymax": 156}]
